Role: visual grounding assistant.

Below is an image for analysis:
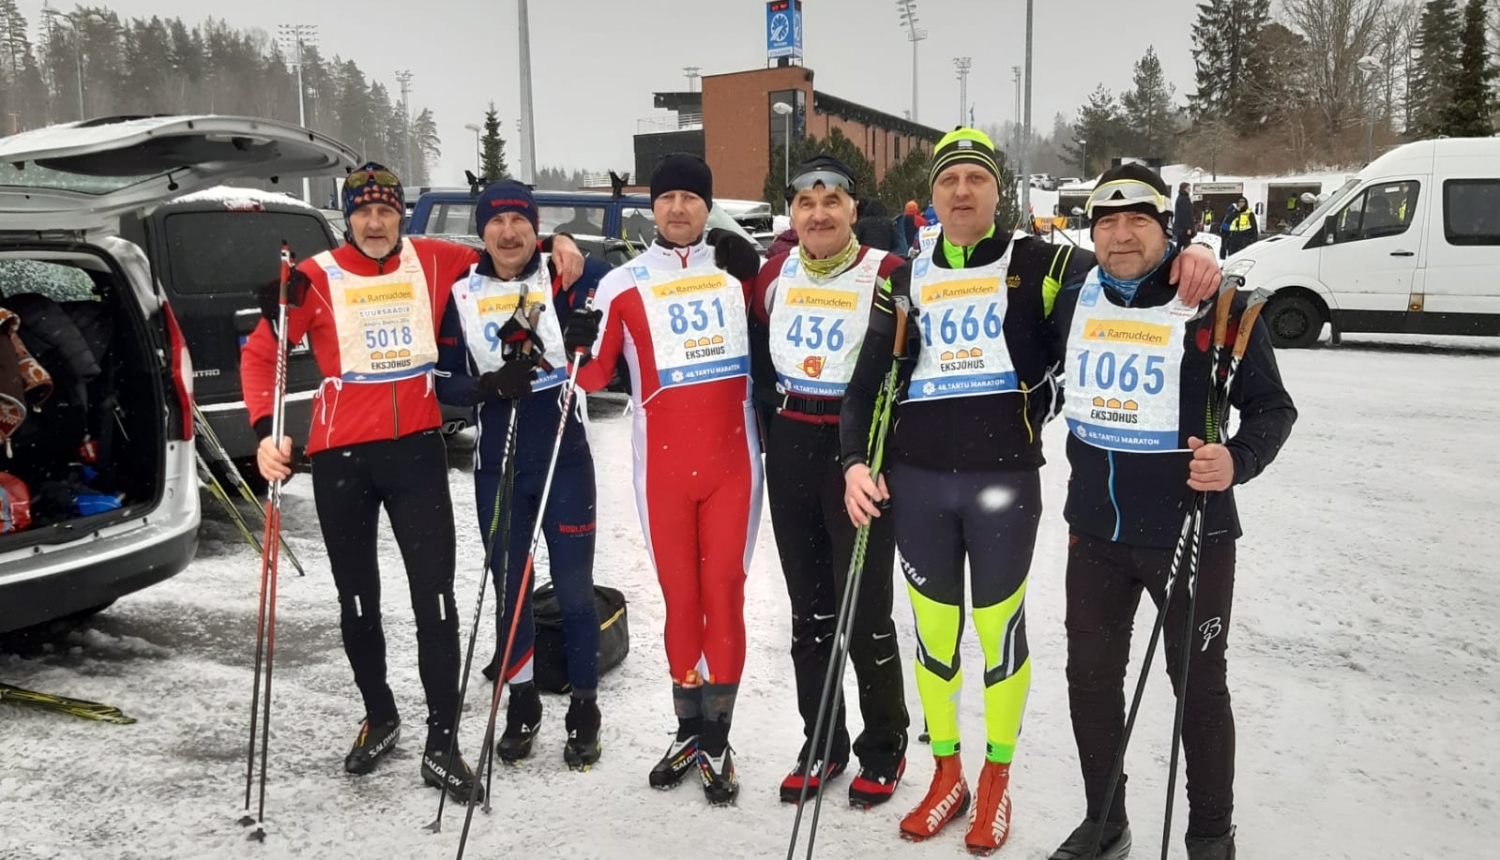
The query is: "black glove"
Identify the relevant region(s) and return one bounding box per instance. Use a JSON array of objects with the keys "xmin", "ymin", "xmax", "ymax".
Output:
[
  {"xmin": 258, "ymin": 264, "xmax": 310, "ymax": 324},
  {"xmin": 562, "ymin": 308, "xmax": 602, "ymax": 368},
  {"xmin": 477, "ymin": 359, "xmax": 537, "ymax": 402},
  {"xmin": 708, "ymin": 228, "xmax": 763, "ymax": 284}
]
